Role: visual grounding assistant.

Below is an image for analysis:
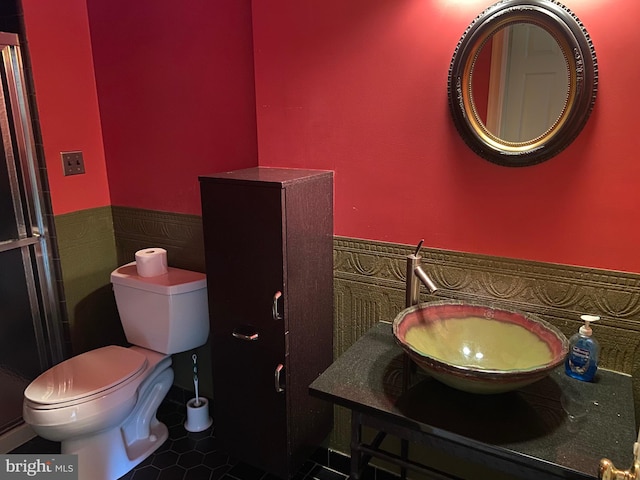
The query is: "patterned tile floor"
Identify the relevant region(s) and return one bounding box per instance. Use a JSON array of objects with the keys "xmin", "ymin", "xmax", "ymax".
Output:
[{"xmin": 10, "ymin": 394, "xmax": 396, "ymax": 480}]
